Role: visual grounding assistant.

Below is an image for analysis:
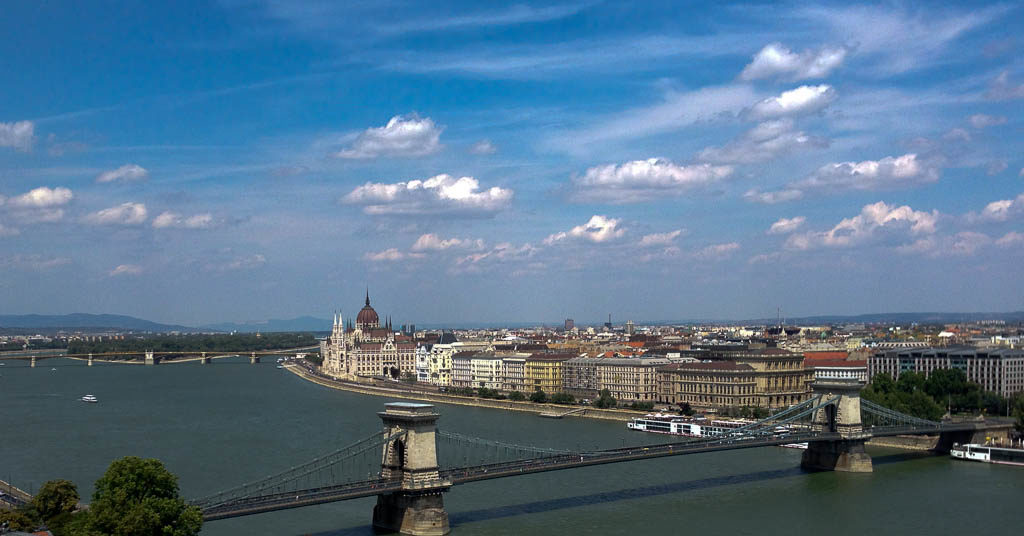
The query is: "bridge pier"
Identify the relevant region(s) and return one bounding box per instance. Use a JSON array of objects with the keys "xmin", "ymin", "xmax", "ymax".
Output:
[
  {"xmin": 201, "ymin": 352, "xmax": 210, "ymax": 365},
  {"xmin": 372, "ymin": 403, "xmax": 451, "ymax": 536},
  {"xmin": 88, "ymin": 353, "xmax": 93, "ymax": 366},
  {"xmin": 801, "ymin": 375, "xmax": 873, "ymax": 473},
  {"xmin": 145, "ymin": 351, "xmax": 157, "ymax": 365},
  {"xmin": 250, "ymin": 352, "xmax": 260, "ymax": 364},
  {"xmin": 30, "ymin": 356, "xmax": 36, "ymax": 368}
]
